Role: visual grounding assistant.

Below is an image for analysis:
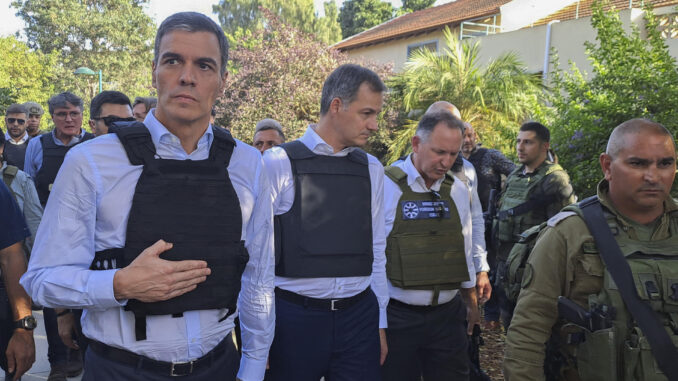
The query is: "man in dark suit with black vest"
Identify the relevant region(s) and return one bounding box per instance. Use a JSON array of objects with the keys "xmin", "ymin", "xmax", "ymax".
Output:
[{"xmin": 264, "ymin": 64, "xmax": 389, "ymax": 381}]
